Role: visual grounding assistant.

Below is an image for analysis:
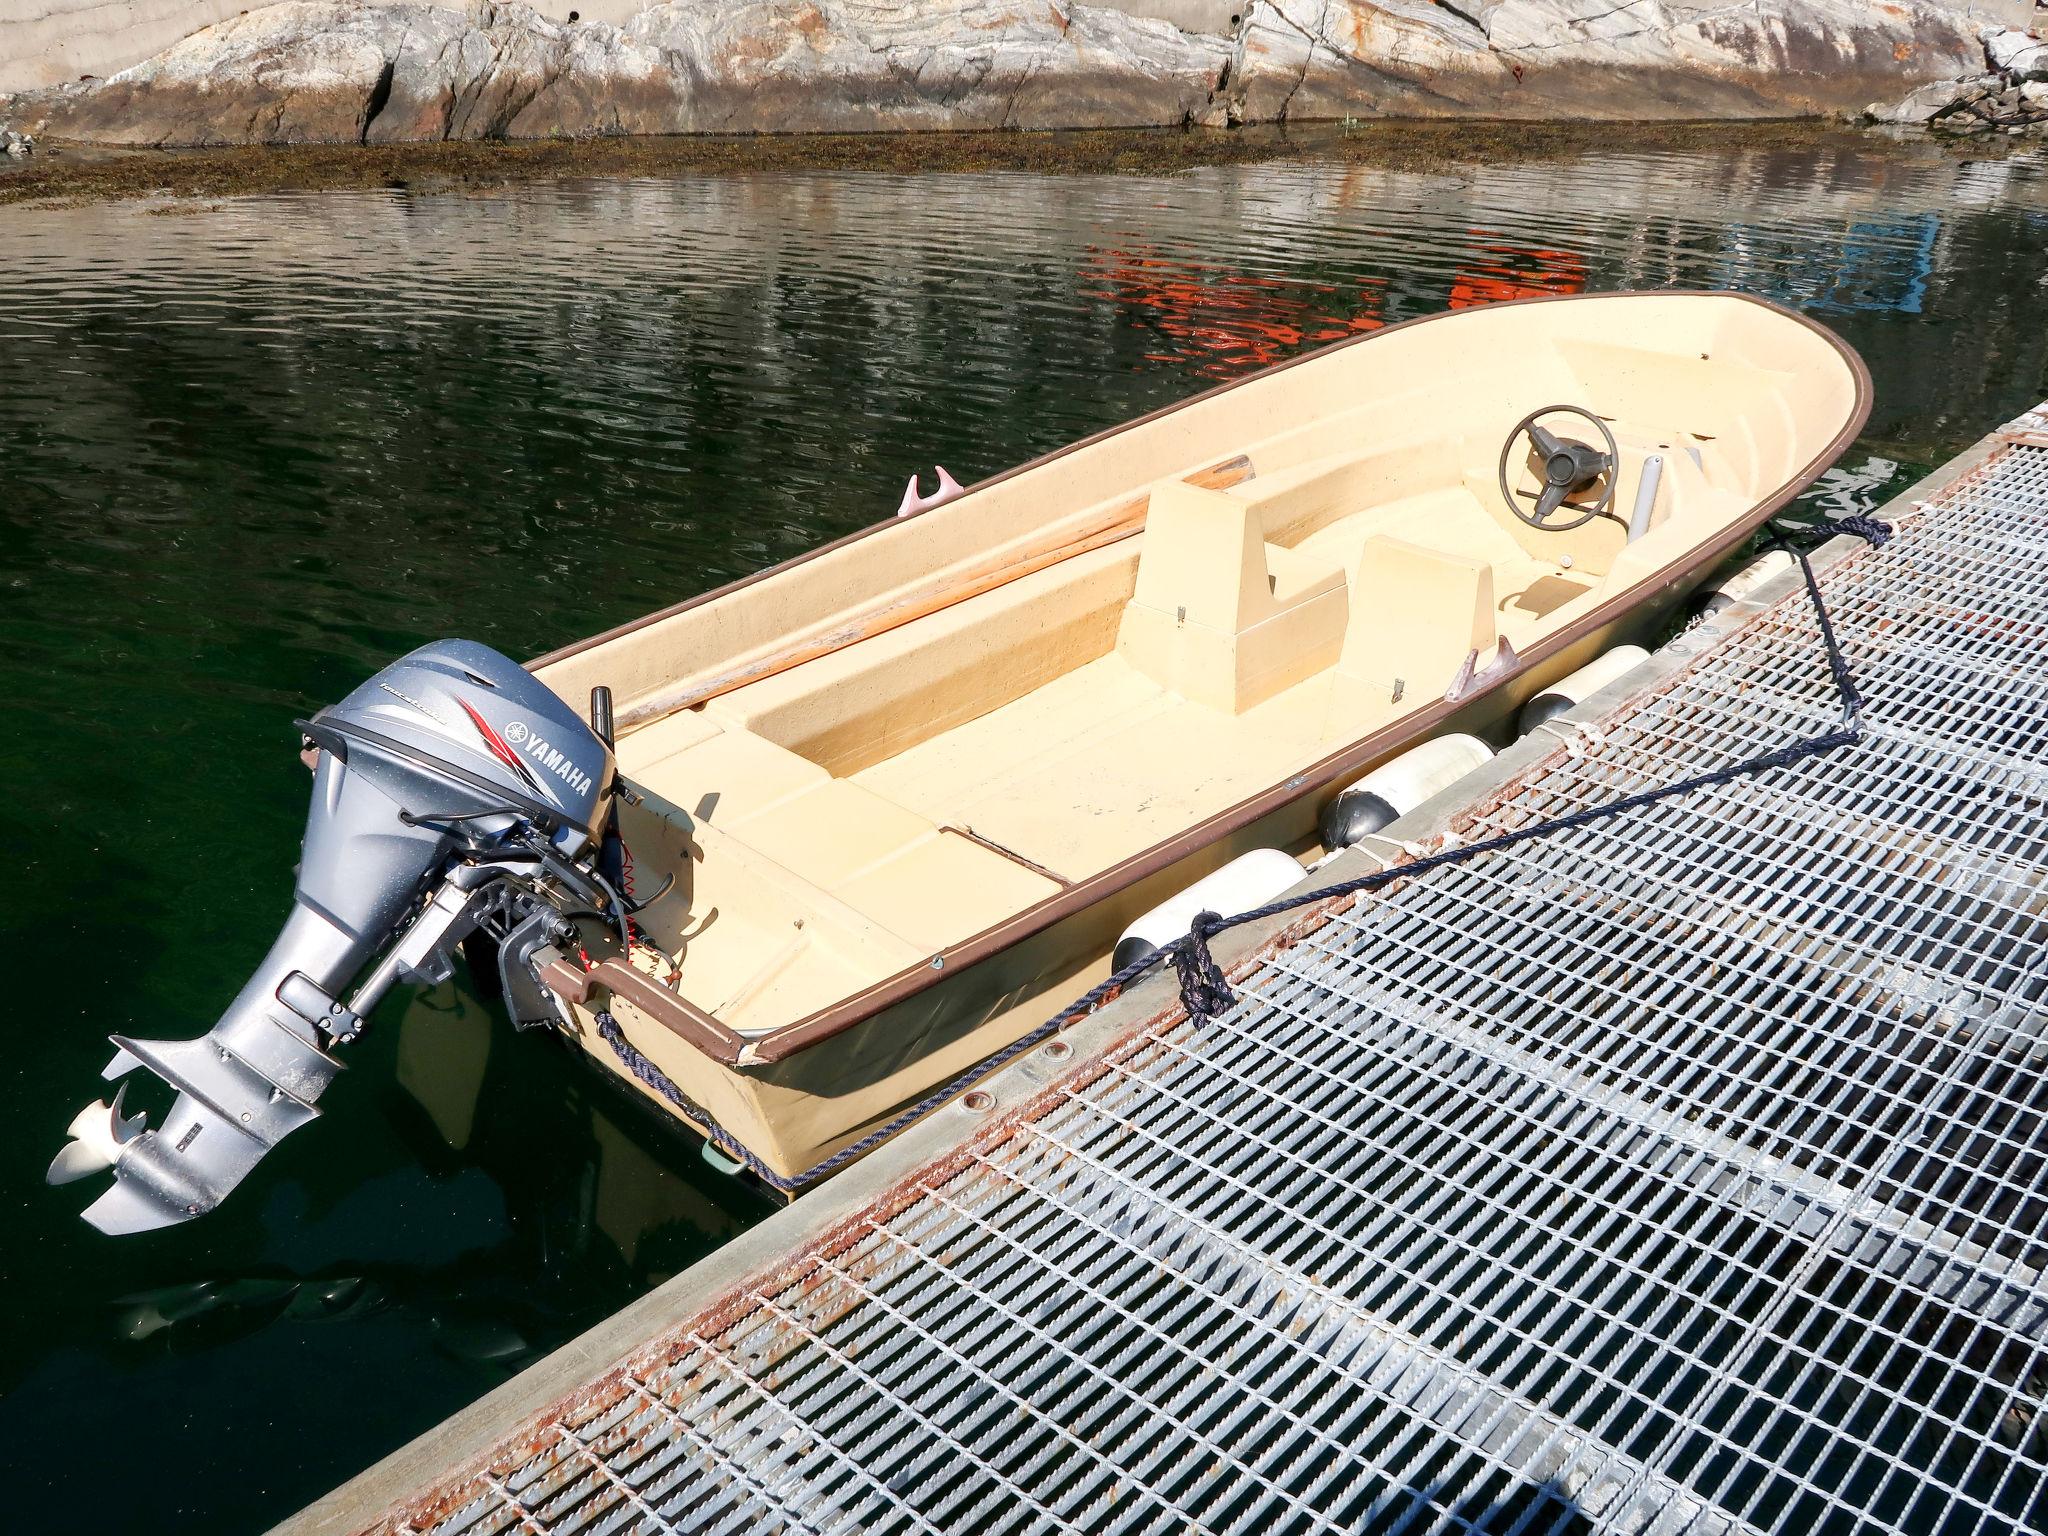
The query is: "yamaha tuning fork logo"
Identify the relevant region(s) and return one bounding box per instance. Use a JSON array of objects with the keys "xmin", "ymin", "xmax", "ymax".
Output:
[{"xmin": 495, "ymin": 716, "xmax": 594, "ymax": 800}]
